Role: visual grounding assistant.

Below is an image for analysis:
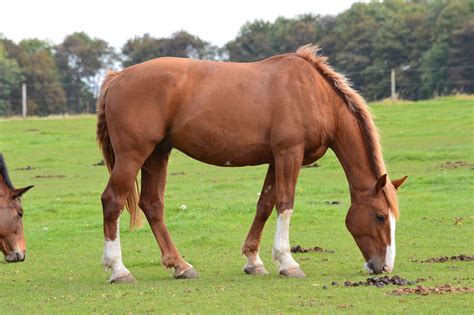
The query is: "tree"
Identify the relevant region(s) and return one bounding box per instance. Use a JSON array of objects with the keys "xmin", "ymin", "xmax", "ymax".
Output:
[
  {"xmin": 0, "ymin": 38, "xmax": 24, "ymax": 116},
  {"xmin": 225, "ymin": 20, "xmax": 273, "ymax": 62},
  {"xmin": 448, "ymin": 19, "xmax": 474, "ymax": 94},
  {"xmin": 122, "ymin": 31, "xmax": 215, "ymax": 67},
  {"xmin": 55, "ymin": 32, "xmax": 116, "ymax": 113},
  {"xmin": 419, "ymin": 0, "xmax": 473, "ymax": 98},
  {"xmin": 164, "ymin": 31, "xmax": 216, "ymax": 60},
  {"xmin": 122, "ymin": 33, "xmax": 163, "ymax": 67},
  {"xmin": 271, "ymin": 15, "xmax": 318, "ymax": 54},
  {"xmin": 225, "ymin": 15, "xmax": 328, "ymax": 62},
  {"xmin": 14, "ymin": 39, "xmax": 67, "ymax": 115}
]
